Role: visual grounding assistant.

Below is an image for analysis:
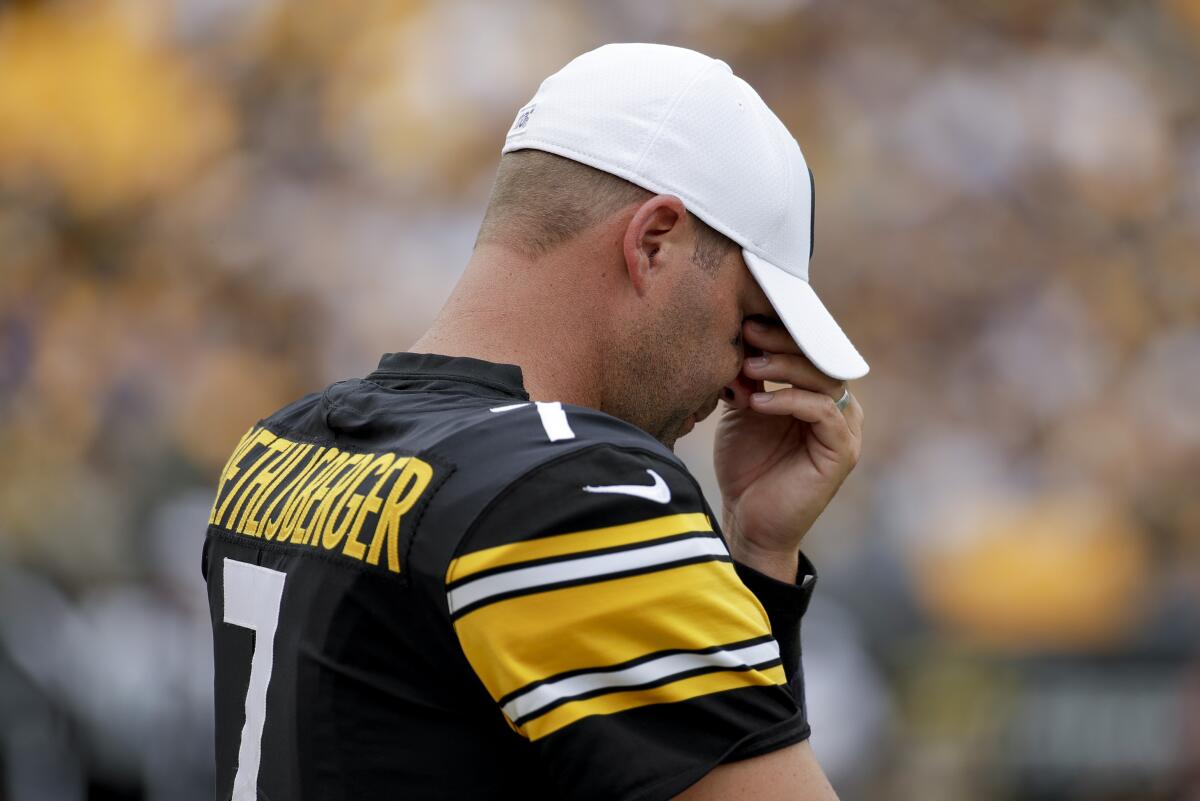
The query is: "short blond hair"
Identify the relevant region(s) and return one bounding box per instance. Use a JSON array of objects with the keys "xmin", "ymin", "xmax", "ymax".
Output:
[{"xmin": 476, "ymin": 150, "xmax": 735, "ymax": 273}]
